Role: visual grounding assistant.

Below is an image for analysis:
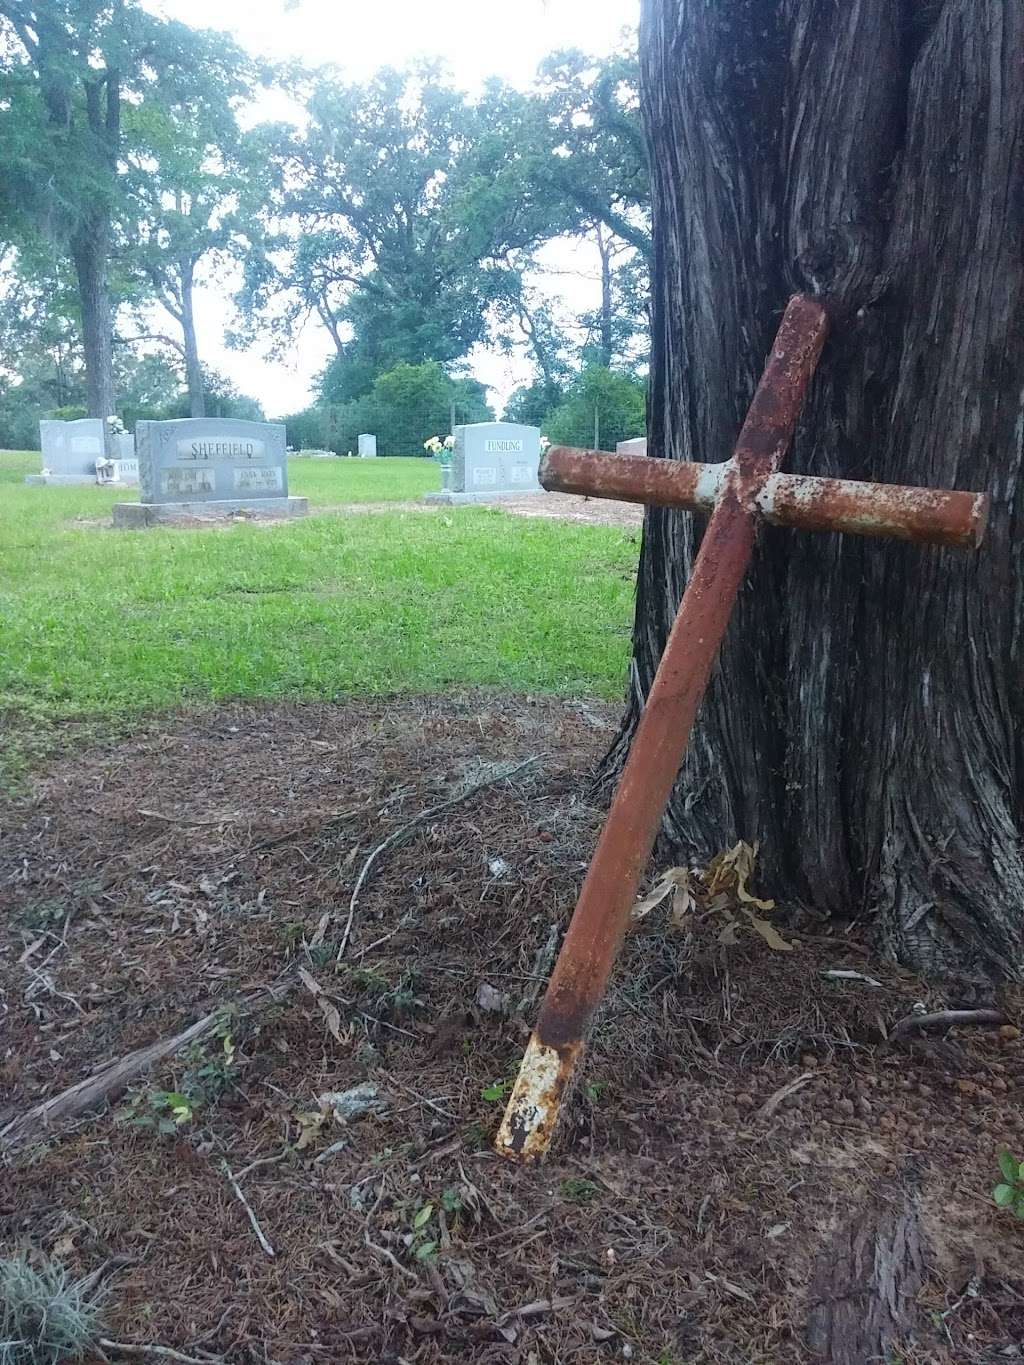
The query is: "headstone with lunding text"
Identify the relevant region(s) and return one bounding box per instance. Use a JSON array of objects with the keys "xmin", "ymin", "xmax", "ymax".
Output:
[
  {"xmin": 424, "ymin": 422, "xmax": 542, "ymax": 504},
  {"xmin": 112, "ymin": 418, "xmax": 307, "ymax": 527}
]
